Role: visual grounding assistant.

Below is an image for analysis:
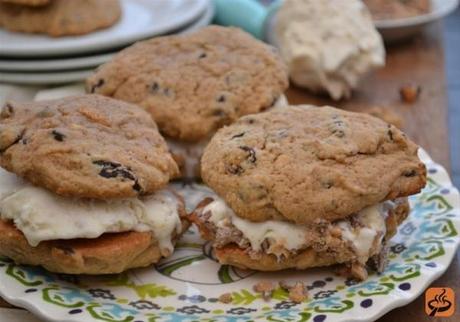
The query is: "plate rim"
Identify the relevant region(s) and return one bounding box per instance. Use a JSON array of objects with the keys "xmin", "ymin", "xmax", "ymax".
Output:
[
  {"xmin": 0, "ymin": 3, "xmax": 215, "ymax": 84},
  {"xmin": 373, "ymin": 0, "xmax": 459, "ymax": 29},
  {"xmin": 0, "ymin": 0, "xmax": 209, "ymax": 58}
]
